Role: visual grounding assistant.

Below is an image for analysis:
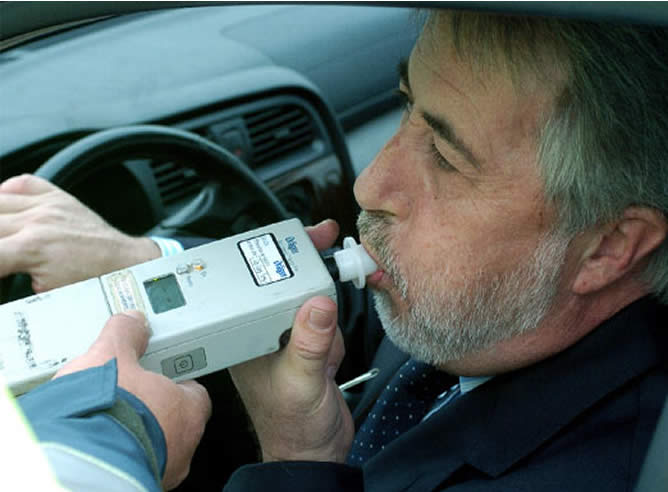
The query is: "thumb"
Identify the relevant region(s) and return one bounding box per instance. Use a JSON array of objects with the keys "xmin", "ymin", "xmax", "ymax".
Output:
[
  {"xmin": 54, "ymin": 310, "xmax": 150, "ymax": 379},
  {"xmin": 284, "ymin": 296, "xmax": 339, "ymax": 378},
  {"xmin": 306, "ymin": 219, "xmax": 339, "ymax": 251}
]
